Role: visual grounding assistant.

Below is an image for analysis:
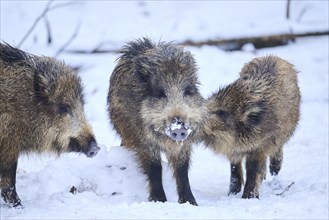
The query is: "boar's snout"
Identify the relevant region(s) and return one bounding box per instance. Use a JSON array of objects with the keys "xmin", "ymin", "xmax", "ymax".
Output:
[
  {"xmin": 68, "ymin": 136, "xmax": 100, "ymax": 158},
  {"xmin": 170, "ymin": 127, "xmax": 189, "ymax": 141},
  {"xmin": 86, "ymin": 141, "xmax": 100, "ymax": 158},
  {"xmin": 166, "ymin": 118, "xmax": 192, "ymax": 142}
]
